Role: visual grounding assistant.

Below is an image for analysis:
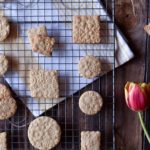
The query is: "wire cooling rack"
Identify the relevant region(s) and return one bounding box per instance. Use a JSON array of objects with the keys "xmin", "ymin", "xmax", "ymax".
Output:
[{"xmin": 0, "ymin": 0, "xmax": 115, "ymax": 149}]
